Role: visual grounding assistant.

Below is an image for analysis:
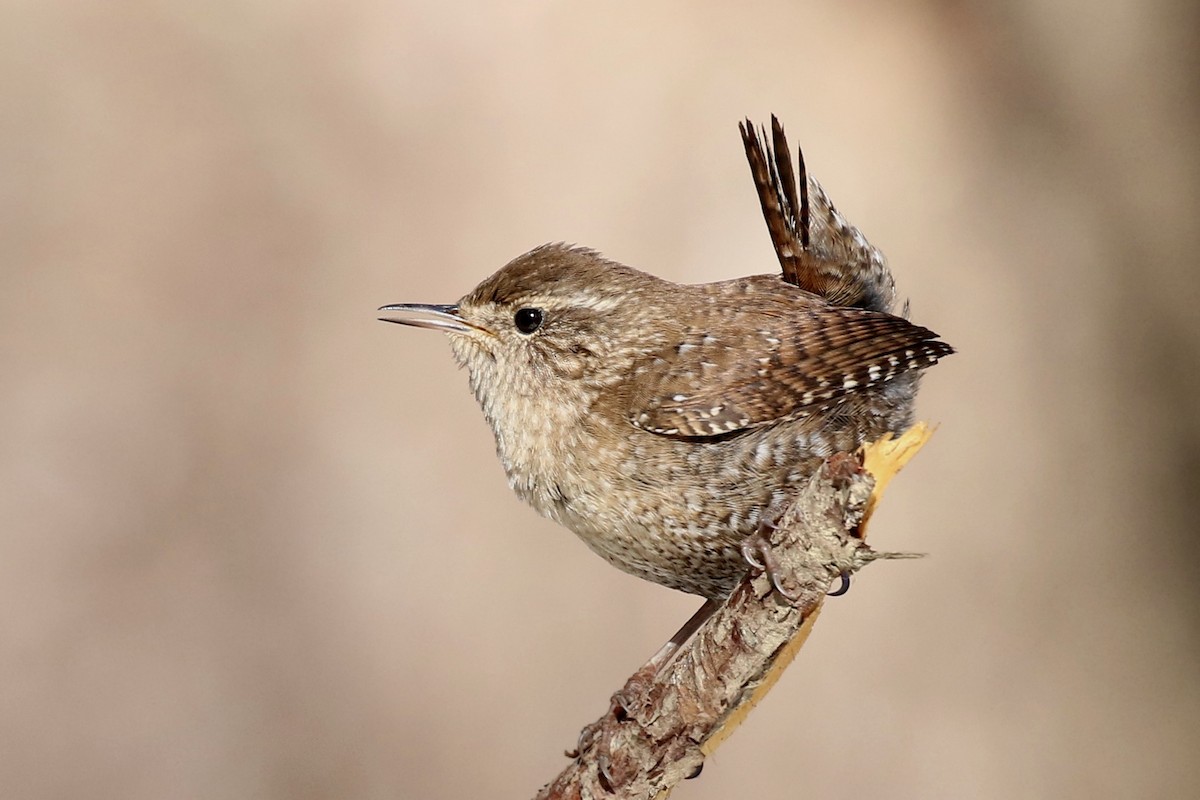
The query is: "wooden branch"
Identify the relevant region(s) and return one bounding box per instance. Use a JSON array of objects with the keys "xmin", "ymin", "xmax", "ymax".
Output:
[{"xmin": 535, "ymin": 424, "xmax": 933, "ymax": 800}]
